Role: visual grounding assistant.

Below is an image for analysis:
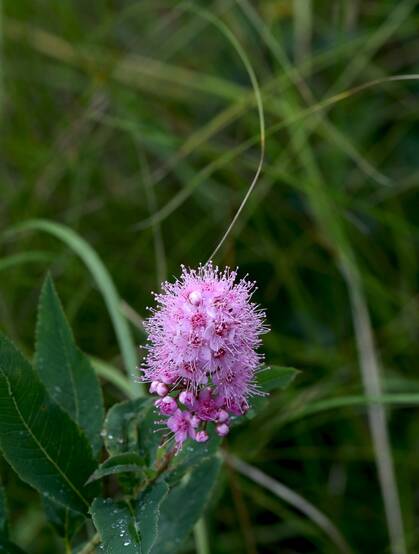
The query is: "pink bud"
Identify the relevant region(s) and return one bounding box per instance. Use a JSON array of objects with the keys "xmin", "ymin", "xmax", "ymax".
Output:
[
  {"xmin": 149, "ymin": 381, "xmax": 159, "ymax": 394},
  {"xmin": 156, "ymin": 382, "xmax": 169, "ymax": 397},
  {"xmin": 191, "ymin": 415, "xmax": 201, "ymax": 428},
  {"xmin": 195, "ymin": 430, "xmax": 209, "ymax": 442},
  {"xmin": 179, "ymin": 390, "xmax": 195, "ymax": 409},
  {"xmin": 217, "ymin": 409, "xmax": 229, "ymax": 423},
  {"xmin": 216, "ymin": 423, "xmax": 229, "ymax": 437},
  {"xmin": 188, "ymin": 290, "xmax": 202, "ymax": 306},
  {"xmin": 155, "ymin": 396, "xmax": 177, "ymax": 415}
]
